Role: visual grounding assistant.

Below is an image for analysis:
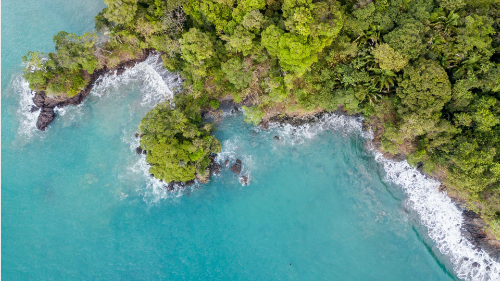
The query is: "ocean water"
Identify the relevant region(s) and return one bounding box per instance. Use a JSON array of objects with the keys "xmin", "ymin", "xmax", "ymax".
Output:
[{"xmin": 2, "ymin": 1, "xmax": 498, "ymax": 280}]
